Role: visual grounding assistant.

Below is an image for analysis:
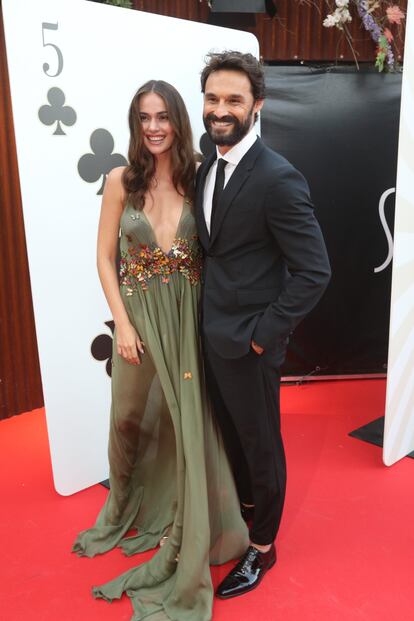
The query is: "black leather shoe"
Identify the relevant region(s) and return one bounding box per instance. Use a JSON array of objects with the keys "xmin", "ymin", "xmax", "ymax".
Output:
[
  {"xmin": 216, "ymin": 544, "xmax": 276, "ymax": 599},
  {"xmin": 240, "ymin": 504, "xmax": 255, "ymax": 524}
]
